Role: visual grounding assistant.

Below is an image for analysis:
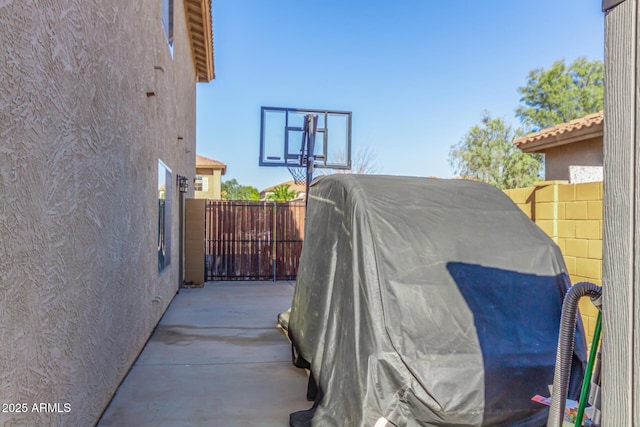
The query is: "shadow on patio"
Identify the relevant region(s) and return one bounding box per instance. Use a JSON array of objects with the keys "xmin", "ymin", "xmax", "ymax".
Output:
[{"xmin": 98, "ymin": 281, "xmax": 309, "ymax": 427}]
